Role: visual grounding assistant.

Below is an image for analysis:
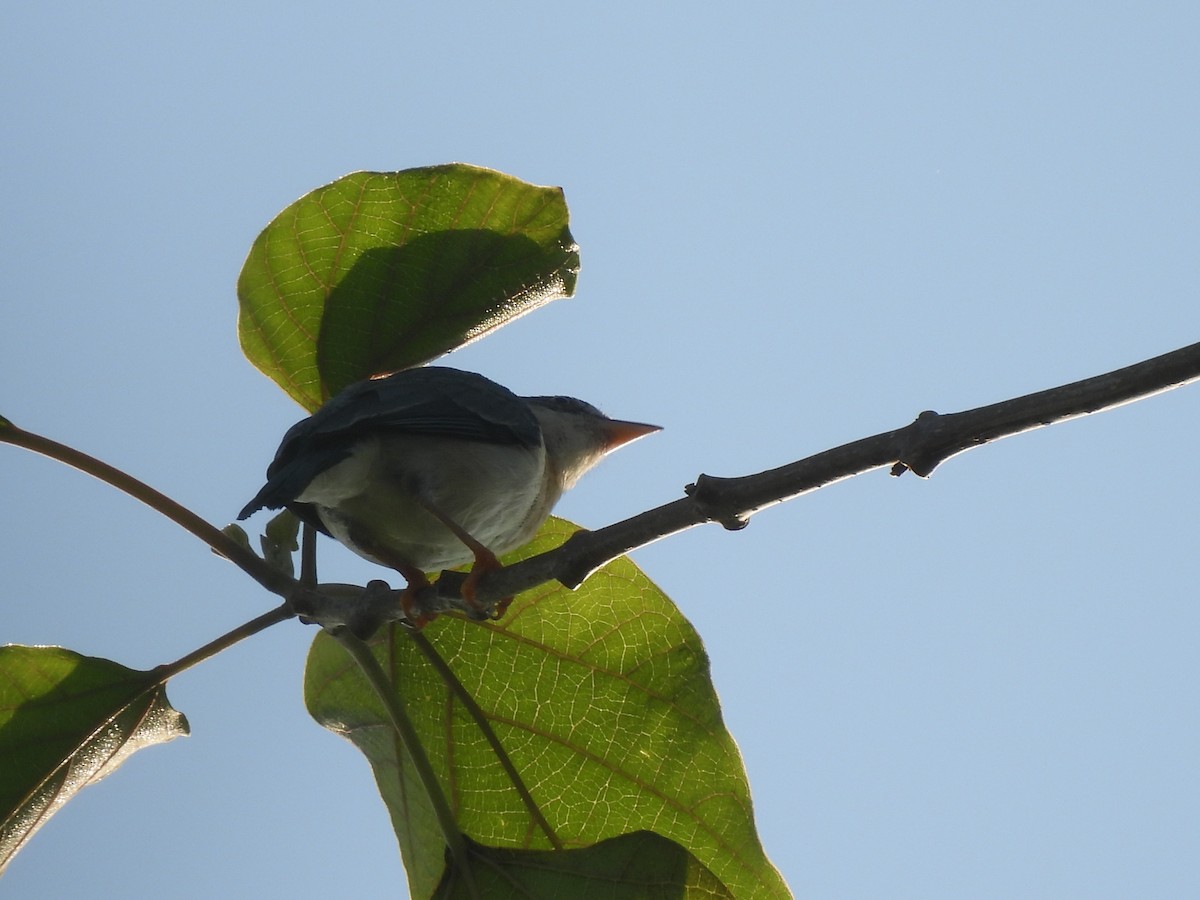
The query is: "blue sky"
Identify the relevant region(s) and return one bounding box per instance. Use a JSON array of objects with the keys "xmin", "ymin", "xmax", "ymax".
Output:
[{"xmin": 3, "ymin": 3, "xmax": 1199, "ymax": 897}]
